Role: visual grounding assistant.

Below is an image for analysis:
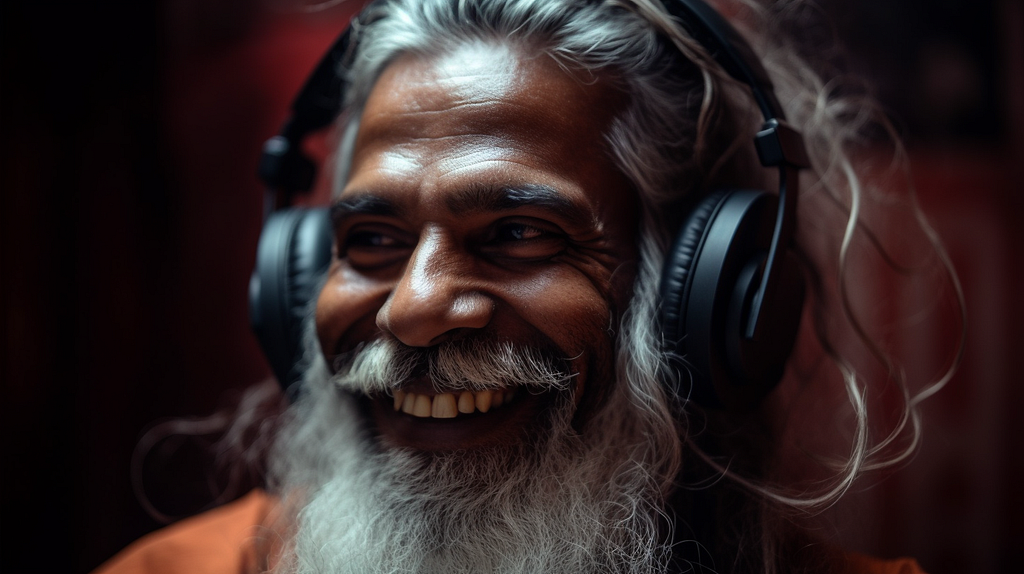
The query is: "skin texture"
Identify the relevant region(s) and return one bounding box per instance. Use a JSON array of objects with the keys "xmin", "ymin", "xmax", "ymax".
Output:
[{"xmin": 315, "ymin": 42, "xmax": 639, "ymax": 450}]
